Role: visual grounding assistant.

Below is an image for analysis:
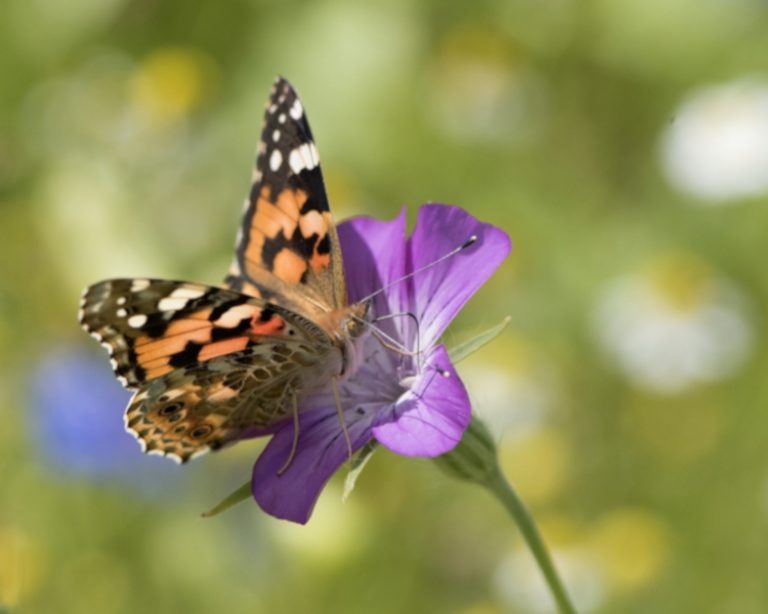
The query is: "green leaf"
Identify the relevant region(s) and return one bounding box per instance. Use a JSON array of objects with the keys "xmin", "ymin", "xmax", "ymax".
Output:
[
  {"xmin": 448, "ymin": 316, "xmax": 511, "ymax": 364},
  {"xmin": 342, "ymin": 441, "xmax": 378, "ymax": 502},
  {"xmin": 201, "ymin": 480, "xmax": 251, "ymax": 518}
]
